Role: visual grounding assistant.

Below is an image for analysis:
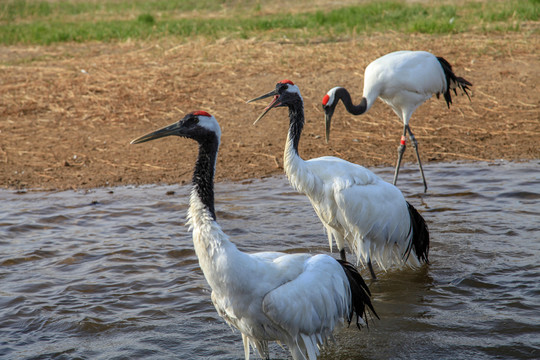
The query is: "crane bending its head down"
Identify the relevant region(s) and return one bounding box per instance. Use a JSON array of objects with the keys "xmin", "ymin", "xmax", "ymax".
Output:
[
  {"xmin": 248, "ymin": 80, "xmax": 430, "ymax": 279},
  {"xmin": 321, "ymin": 50, "xmax": 472, "ymax": 192},
  {"xmin": 131, "ymin": 111, "xmax": 378, "ymax": 360}
]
